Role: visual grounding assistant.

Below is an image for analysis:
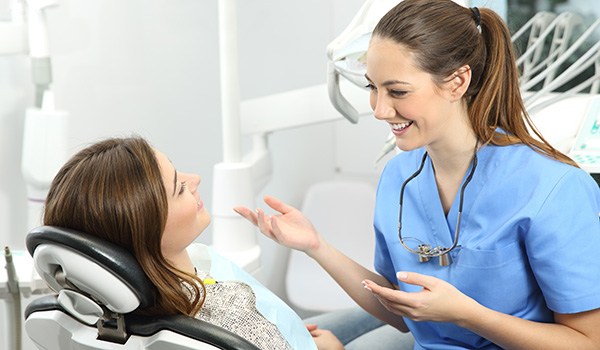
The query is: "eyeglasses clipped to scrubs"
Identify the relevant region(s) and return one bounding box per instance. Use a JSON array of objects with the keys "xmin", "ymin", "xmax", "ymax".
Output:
[{"xmin": 398, "ymin": 150, "xmax": 478, "ymax": 267}]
